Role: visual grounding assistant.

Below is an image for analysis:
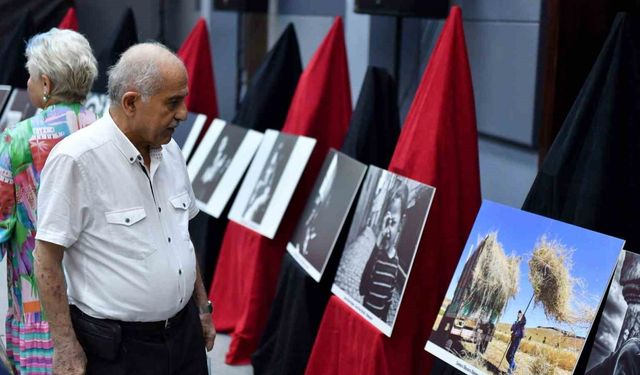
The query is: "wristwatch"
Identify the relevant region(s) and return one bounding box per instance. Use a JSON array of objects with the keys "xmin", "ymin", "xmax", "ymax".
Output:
[{"xmin": 199, "ymin": 300, "xmax": 213, "ymax": 314}]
